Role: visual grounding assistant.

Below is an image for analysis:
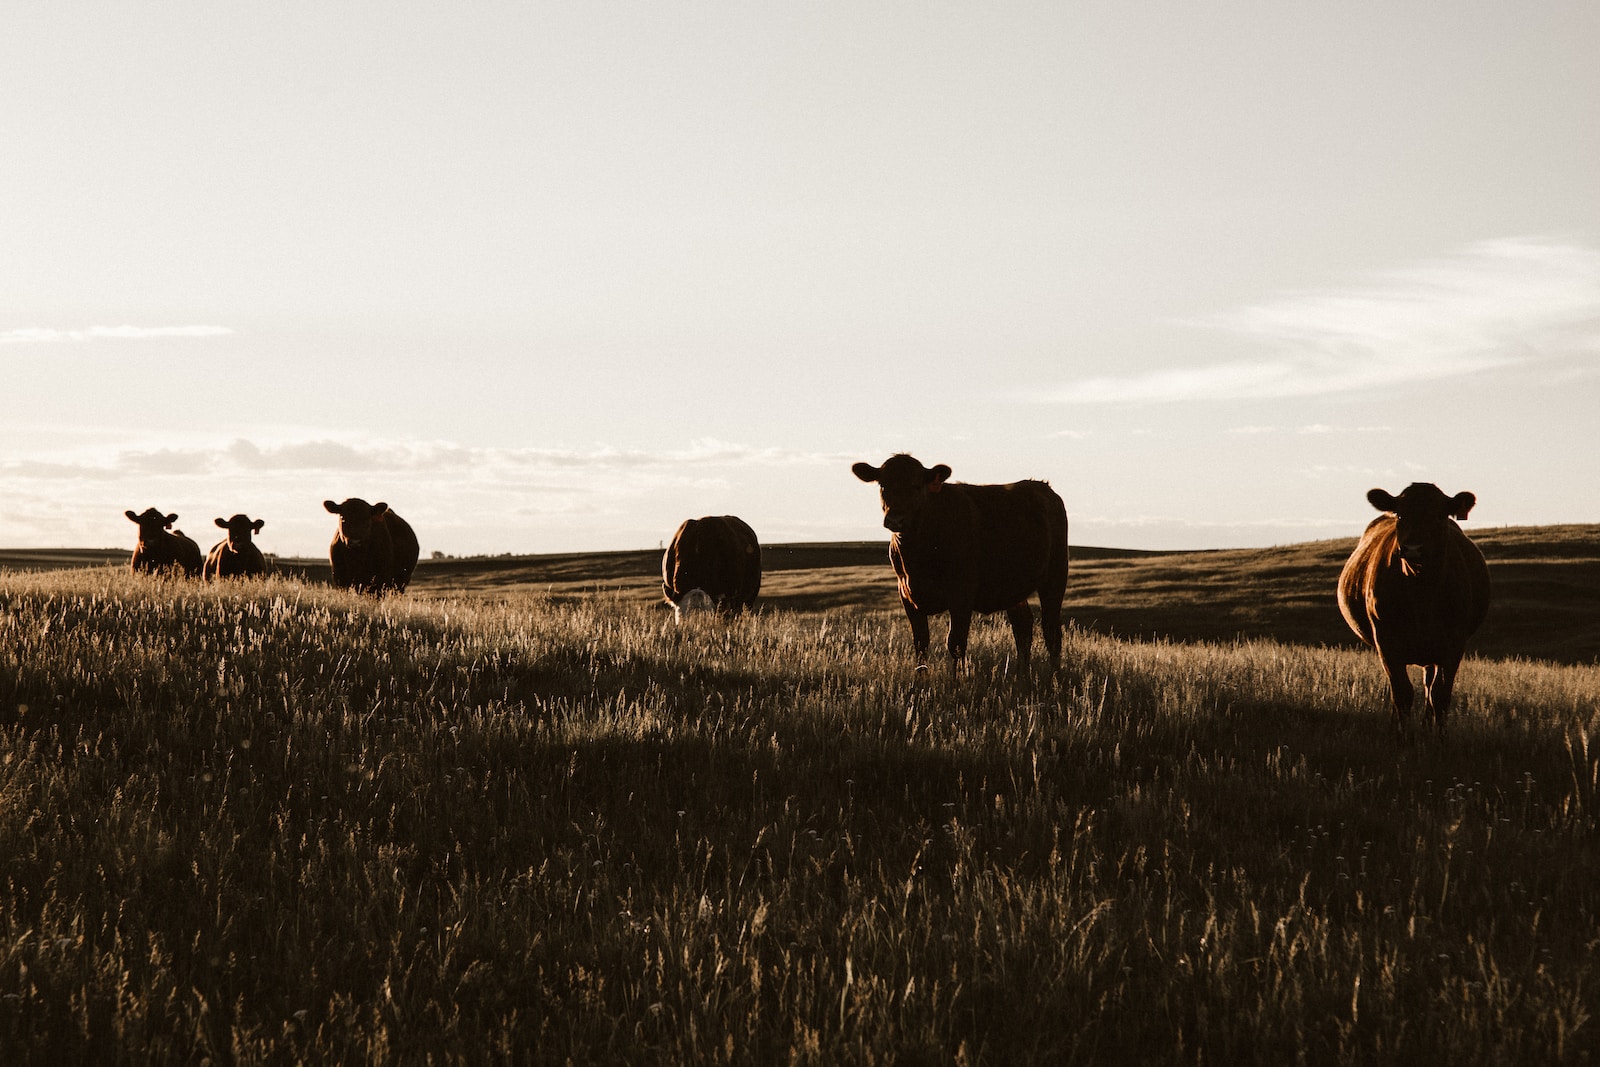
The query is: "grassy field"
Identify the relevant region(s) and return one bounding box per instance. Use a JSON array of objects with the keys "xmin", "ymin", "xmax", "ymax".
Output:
[
  {"xmin": 1, "ymin": 528, "xmax": 1597, "ymax": 1062},
  {"xmin": 14, "ymin": 523, "xmax": 1594, "ymax": 659}
]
